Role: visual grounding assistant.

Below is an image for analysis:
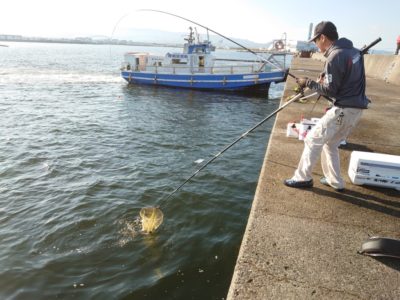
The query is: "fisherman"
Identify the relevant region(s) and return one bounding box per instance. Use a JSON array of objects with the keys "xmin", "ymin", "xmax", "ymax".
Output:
[
  {"xmin": 284, "ymin": 21, "xmax": 369, "ymax": 191},
  {"xmin": 396, "ymin": 35, "xmax": 400, "ymax": 55}
]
